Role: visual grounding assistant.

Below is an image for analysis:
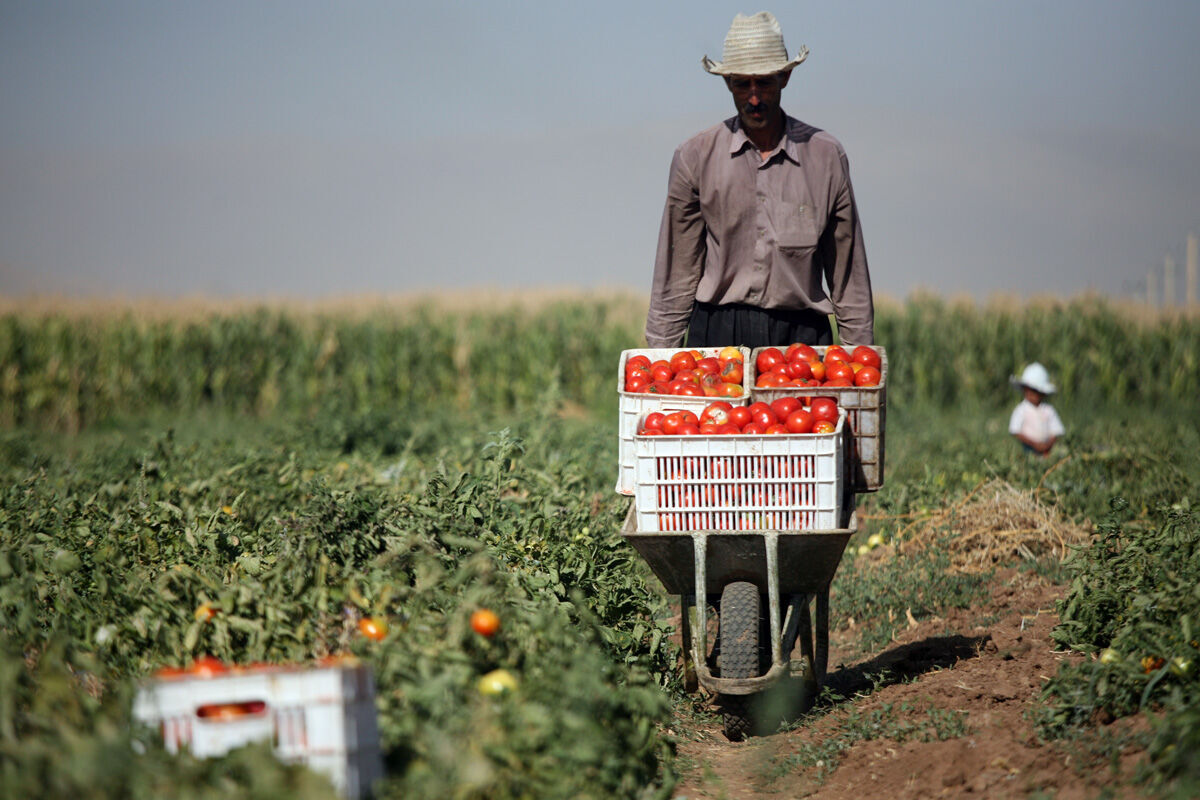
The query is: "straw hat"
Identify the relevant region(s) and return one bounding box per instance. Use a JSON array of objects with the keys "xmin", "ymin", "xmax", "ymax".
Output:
[
  {"xmin": 1010, "ymin": 362, "xmax": 1056, "ymax": 395},
  {"xmin": 702, "ymin": 11, "xmax": 809, "ymax": 76}
]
